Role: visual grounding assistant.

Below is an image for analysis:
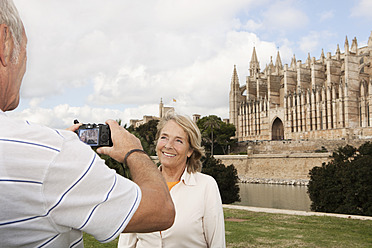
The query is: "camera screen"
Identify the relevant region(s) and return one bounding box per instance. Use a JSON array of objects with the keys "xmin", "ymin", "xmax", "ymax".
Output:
[{"xmin": 78, "ymin": 128, "xmax": 100, "ymax": 146}]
